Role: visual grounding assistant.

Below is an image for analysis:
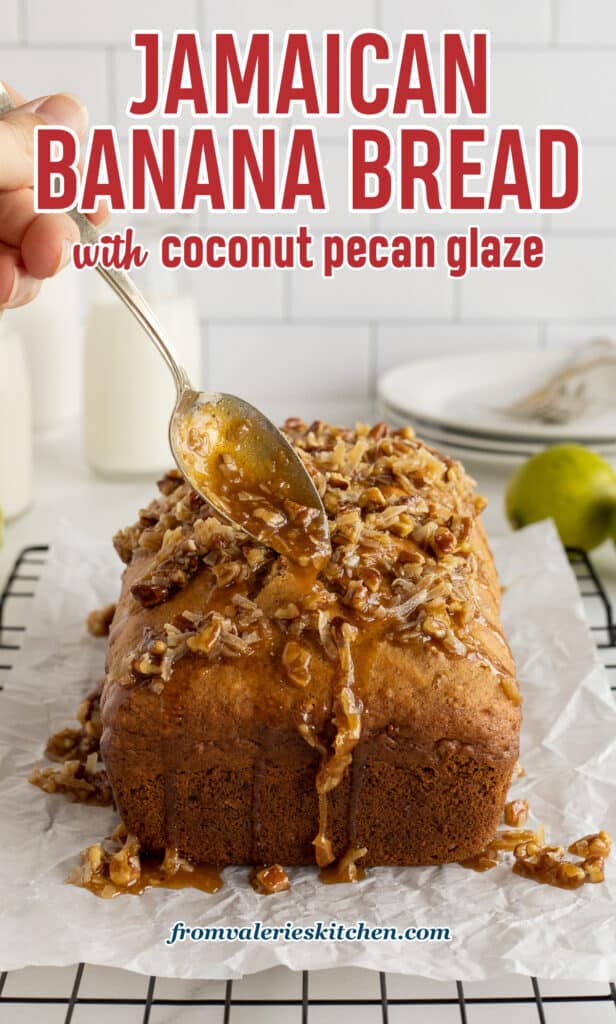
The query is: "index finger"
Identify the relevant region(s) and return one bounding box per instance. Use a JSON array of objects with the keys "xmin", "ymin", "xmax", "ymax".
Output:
[
  {"xmin": 0, "ymin": 86, "xmax": 107, "ymax": 226},
  {"xmin": 0, "ymin": 92, "xmax": 88, "ymax": 190},
  {"xmin": 2, "ymin": 82, "xmax": 26, "ymax": 105}
]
